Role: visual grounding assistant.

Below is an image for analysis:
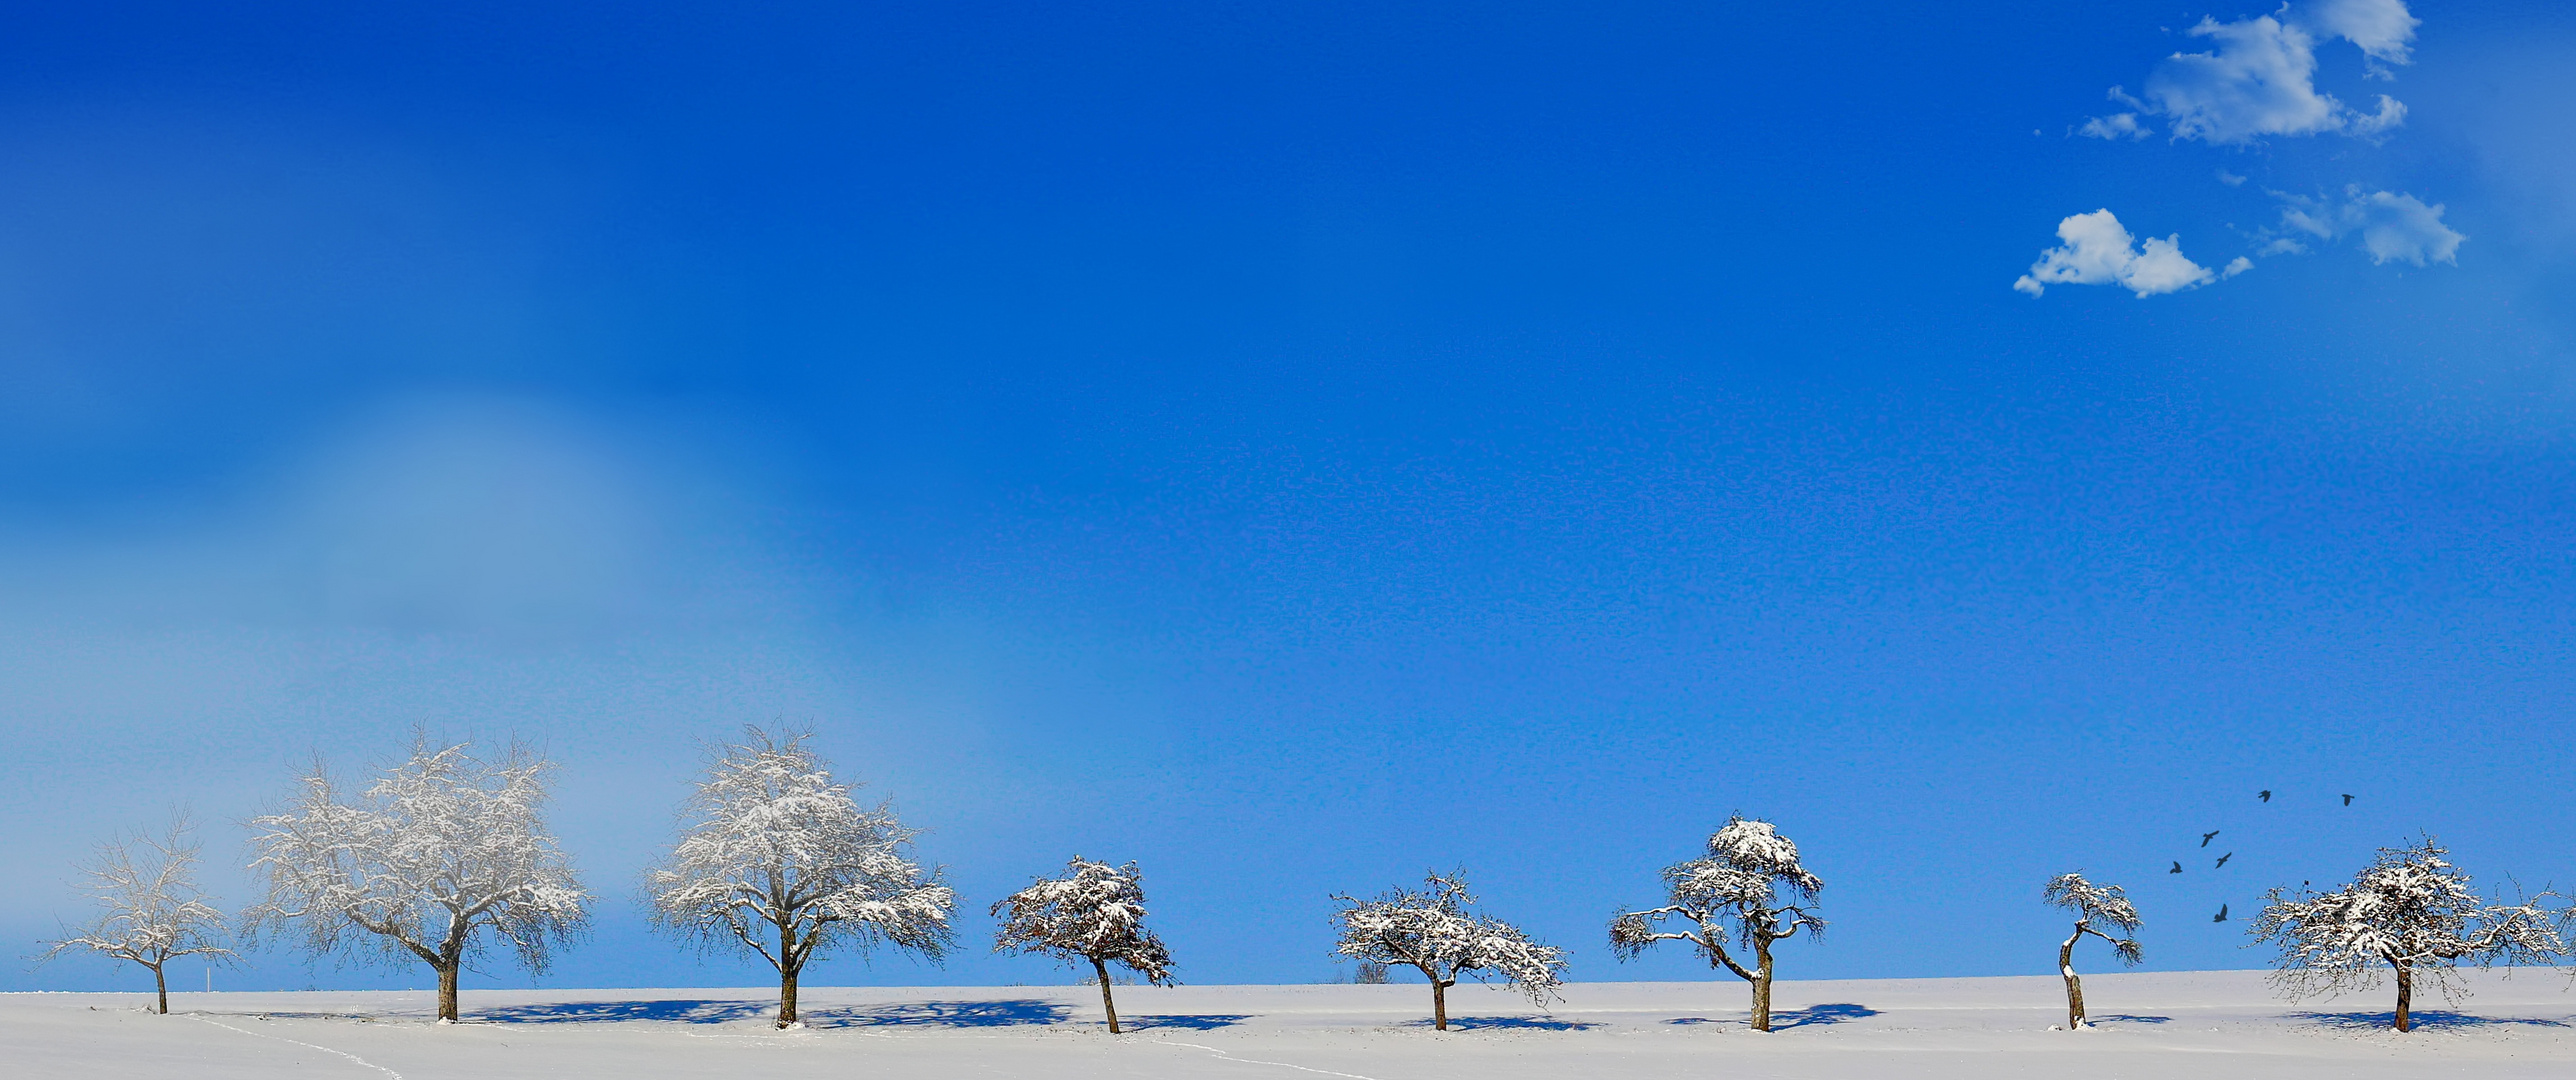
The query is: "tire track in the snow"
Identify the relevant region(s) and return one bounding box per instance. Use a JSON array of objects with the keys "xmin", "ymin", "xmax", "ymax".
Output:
[
  {"xmin": 1152, "ymin": 1039, "xmax": 1382, "ymax": 1079},
  {"xmin": 185, "ymin": 1014, "xmax": 406, "ymax": 1079}
]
